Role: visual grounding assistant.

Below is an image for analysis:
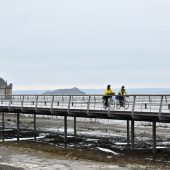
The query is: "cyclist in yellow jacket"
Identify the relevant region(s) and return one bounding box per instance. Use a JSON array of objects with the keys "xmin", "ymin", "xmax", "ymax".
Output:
[
  {"xmin": 103, "ymin": 85, "xmax": 115, "ymax": 107},
  {"xmin": 117, "ymin": 86, "xmax": 127, "ymax": 107}
]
